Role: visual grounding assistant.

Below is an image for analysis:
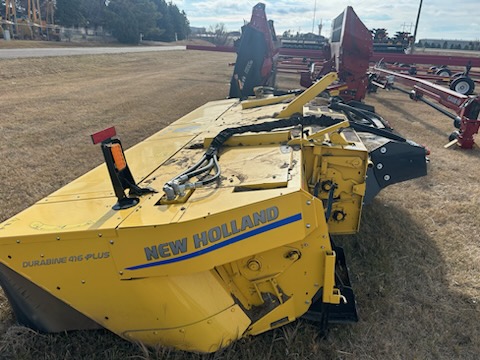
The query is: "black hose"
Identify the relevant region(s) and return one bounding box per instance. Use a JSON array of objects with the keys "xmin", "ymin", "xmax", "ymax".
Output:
[
  {"xmin": 205, "ymin": 114, "xmax": 339, "ymax": 158},
  {"xmin": 200, "ymin": 155, "xmax": 221, "ymax": 185},
  {"xmin": 329, "ymin": 101, "xmax": 388, "ymax": 129},
  {"xmin": 175, "ymin": 154, "xmax": 208, "ymax": 179},
  {"xmin": 185, "ymin": 158, "xmax": 215, "ymax": 179}
]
